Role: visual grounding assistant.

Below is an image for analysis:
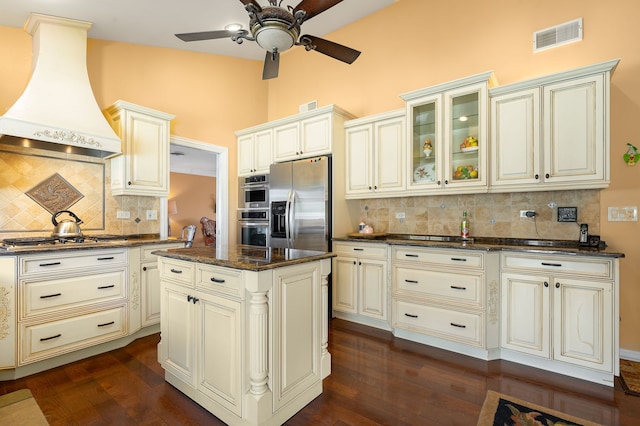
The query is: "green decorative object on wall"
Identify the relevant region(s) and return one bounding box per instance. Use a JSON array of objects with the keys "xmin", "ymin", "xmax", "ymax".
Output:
[{"xmin": 624, "ymin": 142, "xmax": 637, "ymax": 166}]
